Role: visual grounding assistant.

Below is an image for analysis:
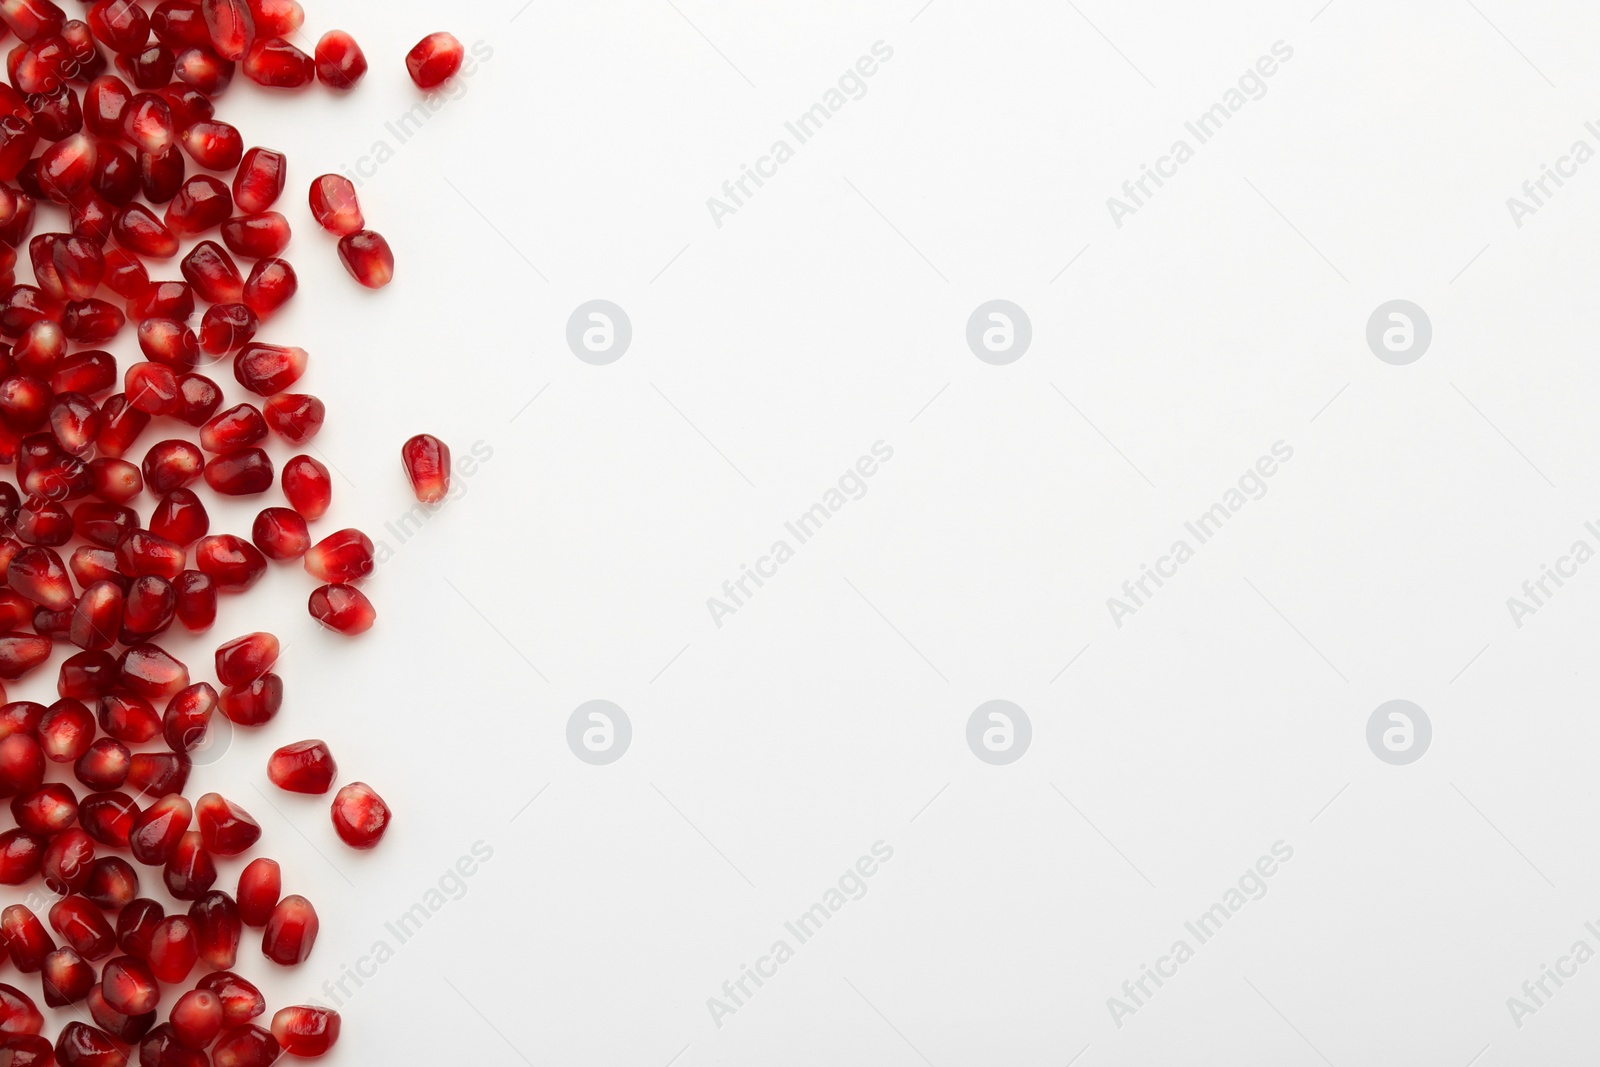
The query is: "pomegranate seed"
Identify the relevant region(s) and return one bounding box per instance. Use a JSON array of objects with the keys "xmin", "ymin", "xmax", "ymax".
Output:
[
  {"xmin": 260, "ymin": 893, "xmax": 314, "ymax": 965},
  {"xmin": 39, "ymin": 699, "xmax": 92, "ymax": 761},
  {"xmin": 213, "ymin": 631, "xmax": 277, "ymax": 685},
  {"xmin": 32, "ymin": 234, "xmax": 102, "ymax": 302},
  {"xmin": 232, "ymin": 147, "xmax": 285, "ymax": 214},
  {"xmin": 42, "ymin": 828, "xmax": 95, "ymax": 893},
  {"xmin": 243, "ymin": 36, "xmax": 312, "ymax": 88},
  {"xmin": 162, "ymin": 681, "xmax": 217, "ymax": 752},
  {"xmin": 218, "ymin": 674, "xmax": 278, "ymax": 726},
  {"xmin": 84, "ymin": 76, "xmax": 129, "ymax": 138},
  {"xmin": 0, "ymin": 593, "xmax": 27, "ymax": 631},
  {"xmin": 126, "ymin": 362, "xmax": 182, "ymax": 417},
  {"xmin": 100, "ymin": 247, "xmax": 145, "ymax": 297},
  {"xmin": 199, "ymin": 970, "xmax": 264, "ymax": 1025},
  {"xmin": 36, "ymin": 134, "xmax": 94, "ymax": 202},
  {"xmin": 92, "ymin": 144, "xmax": 139, "ymax": 205},
  {"xmin": 47, "ymin": 895, "xmax": 113, "ymax": 959},
  {"xmin": 41, "ymin": 946, "xmax": 93, "ymax": 1006},
  {"xmin": 188, "ymin": 891, "xmax": 239, "ymax": 970},
  {"xmin": 337, "ymin": 230, "xmax": 393, "ymax": 288},
  {"xmin": 0, "ymin": 634, "xmax": 51, "ymax": 679},
  {"xmin": 15, "ymin": 320, "xmax": 65, "ymax": 377},
  {"xmin": 115, "ymin": 529, "xmax": 184, "ymax": 579},
  {"xmin": 139, "ymin": 1025, "xmax": 204, "ymax": 1067},
  {"xmin": 69, "ymin": 194, "xmax": 117, "ymax": 247},
  {"xmin": 69, "ymin": 580, "xmax": 121, "ymax": 650},
  {"xmin": 93, "ymin": 396, "xmax": 148, "ymax": 460},
  {"xmin": 262, "ymin": 392, "xmax": 322, "ymax": 443},
  {"xmin": 128, "ymin": 751, "xmax": 189, "ymax": 797},
  {"xmin": 0, "ymin": 829, "xmax": 43, "ymax": 882},
  {"xmin": 121, "ymin": 93, "xmax": 174, "ymax": 155},
  {"xmin": 114, "ymin": 898, "xmax": 161, "ymax": 958},
  {"xmin": 164, "ymin": 175, "xmax": 232, "ymax": 237},
  {"xmin": 173, "ymin": 46, "xmax": 234, "ymax": 96},
  {"xmin": 251, "ymin": 507, "xmax": 307, "ymax": 561},
  {"xmin": 199, "ymin": 302, "xmax": 257, "ymax": 355},
  {"xmin": 162, "ymin": 830, "xmax": 213, "ymax": 900},
  {"xmin": 0, "ymin": 1035, "xmax": 50, "ymax": 1065},
  {"xmin": 271, "ymin": 1006, "xmax": 339, "ymax": 1057},
  {"xmin": 151, "ymin": 488, "xmax": 208, "ymax": 545},
  {"xmin": 119, "ymin": 642, "xmax": 189, "ymax": 700},
  {"xmin": 81, "ymin": 856, "xmax": 139, "ymax": 910},
  {"xmin": 308, "ymin": 583, "xmax": 373, "ymax": 635},
  {"xmin": 267, "ymin": 740, "xmax": 335, "ymax": 794},
  {"xmin": 195, "ymin": 534, "xmax": 265, "ymax": 592},
  {"xmin": 11, "ymin": 782, "xmax": 75, "ymax": 832},
  {"xmin": 233, "ymin": 342, "xmax": 304, "ymax": 395},
  {"xmin": 97, "ymin": 692, "xmax": 160, "ymax": 743},
  {"xmin": 406, "ymin": 31, "xmax": 463, "ymax": 89},
  {"xmin": 220, "ymin": 211, "xmax": 288, "ymax": 259},
  {"xmin": 200, "ymin": 0, "xmax": 250, "ymax": 60},
  {"xmin": 235, "ymin": 860, "xmax": 278, "ymax": 927},
  {"xmin": 126, "ymin": 279, "xmax": 193, "ymax": 321},
  {"xmin": 181, "ymin": 240, "xmax": 243, "ymax": 303},
  {"xmin": 7, "ymin": 545, "xmax": 70, "ymax": 609},
  {"xmin": 0, "ymin": 376, "xmax": 49, "ymax": 432},
  {"xmin": 56, "ymin": 1022, "xmax": 128, "ymax": 1067},
  {"xmin": 314, "ymin": 30, "xmax": 364, "ymax": 89},
  {"xmin": 0, "ymin": 986, "xmax": 42, "ymax": 1038},
  {"xmin": 308, "ymin": 174, "xmax": 361, "ymax": 235},
  {"xmin": 0, "ymin": 733, "xmax": 43, "ymax": 793},
  {"xmin": 281, "ymin": 455, "xmax": 329, "ymax": 520},
  {"xmin": 0, "ymin": 700, "xmax": 41, "ymax": 735},
  {"xmin": 78, "ymin": 791, "xmax": 137, "ymax": 848},
  {"xmin": 138, "ymin": 145, "xmax": 183, "ymax": 204},
  {"xmin": 152, "ymin": 1, "xmax": 208, "ymax": 48},
  {"xmin": 242, "ymin": 256, "xmax": 295, "ymax": 317},
  {"xmin": 142, "ymin": 439, "xmax": 204, "ymax": 493},
  {"xmin": 170, "ymin": 989, "xmax": 223, "ymax": 1049},
  {"xmin": 58, "ymin": 649, "xmax": 118, "ymax": 700},
  {"xmin": 330, "ymin": 781, "xmax": 389, "ymax": 849},
  {"xmin": 203, "ymin": 447, "xmax": 273, "ymax": 495},
  {"xmin": 51, "ymin": 393, "xmax": 103, "ymax": 455},
  {"xmin": 0, "ymin": 186, "xmax": 34, "ymax": 244},
  {"xmin": 198, "ymin": 402, "xmax": 264, "ymax": 453},
  {"xmin": 0, "ymin": 286, "xmax": 59, "ymax": 338},
  {"xmin": 75, "ymin": 738, "xmax": 128, "ymax": 790},
  {"xmin": 195, "ymin": 793, "xmax": 259, "ymax": 855},
  {"xmin": 303, "ymin": 528, "xmax": 373, "ymax": 584},
  {"xmin": 99, "ymin": 955, "xmax": 158, "ymax": 1015},
  {"xmin": 0, "ymin": 121, "xmax": 37, "ymax": 184},
  {"xmin": 146, "ymin": 915, "xmax": 198, "ymax": 984},
  {"xmin": 62, "ymin": 300, "xmax": 125, "ymax": 344},
  {"xmin": 159, "ymin": 84, "xmax": 212, "ymax": 129},
  {"xmin": 214, "ymin": 1024, "xmax": 279, "ymax": 1067},
  {"xmin": 88, "ymin": 1, "xmax": 149, "ymax": 56},
  {"xmin": 87, "ymin": 982, "xmax": 156, "ymax": 1045},
  {"xmin": 172, "ymin": 570, "xmax": 215, "ymax": 631},
  {"xmin": 119, "ymin": 42, "xmax": 177, "ymax": 90},
  {"xmin": 0, "ymin": 905, "xmax": 53, "ymax": 972},
  {"xmin": 14, "ymin": 501, "xmax": 73, "ymax": 548},
  {"xmin": 401, "ymin": 433, "xmax": 451, "ymax": 503},
  {"xmin": 113, "ymin": 204, "xmax": 177, "ymax": 259},
  {"xmin": 128, "ymin": 793, "xmax": 190, "ymax": 864}
]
